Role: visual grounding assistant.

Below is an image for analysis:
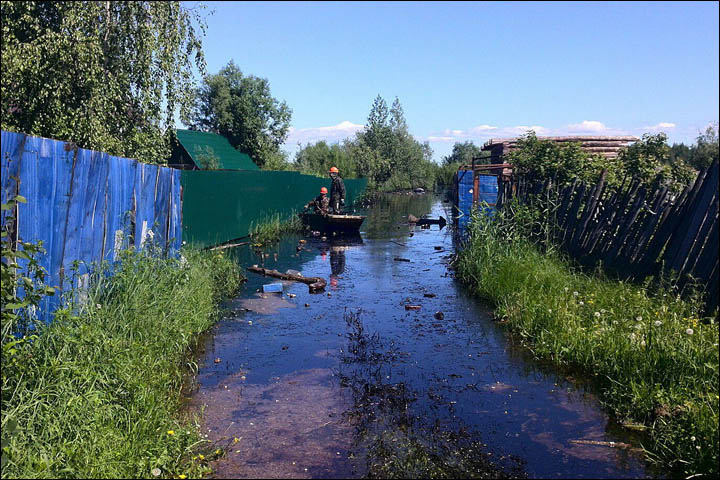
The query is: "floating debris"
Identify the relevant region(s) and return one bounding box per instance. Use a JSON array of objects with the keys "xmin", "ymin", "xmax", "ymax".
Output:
[
  {"xmin": 405, "ymin": 305, "xmax": 421, "ymax": 310},
  {"xmin": 262, "ymin": 283, "xmax": 283, "ymax": 293},
  {"xmin": 394, "ymin": 257, "xmax": 411, "ymax": 262},
  {"xmin": 214, "ymin": 358, "xmax": 221, "ymax": 363},
  {"xmin": 424, "ymin": 293, "xmax": 437, "ymax": 298},
  {"xmin": 434, "ymin": 311, "xmax": 444, "ymax": 320}
]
